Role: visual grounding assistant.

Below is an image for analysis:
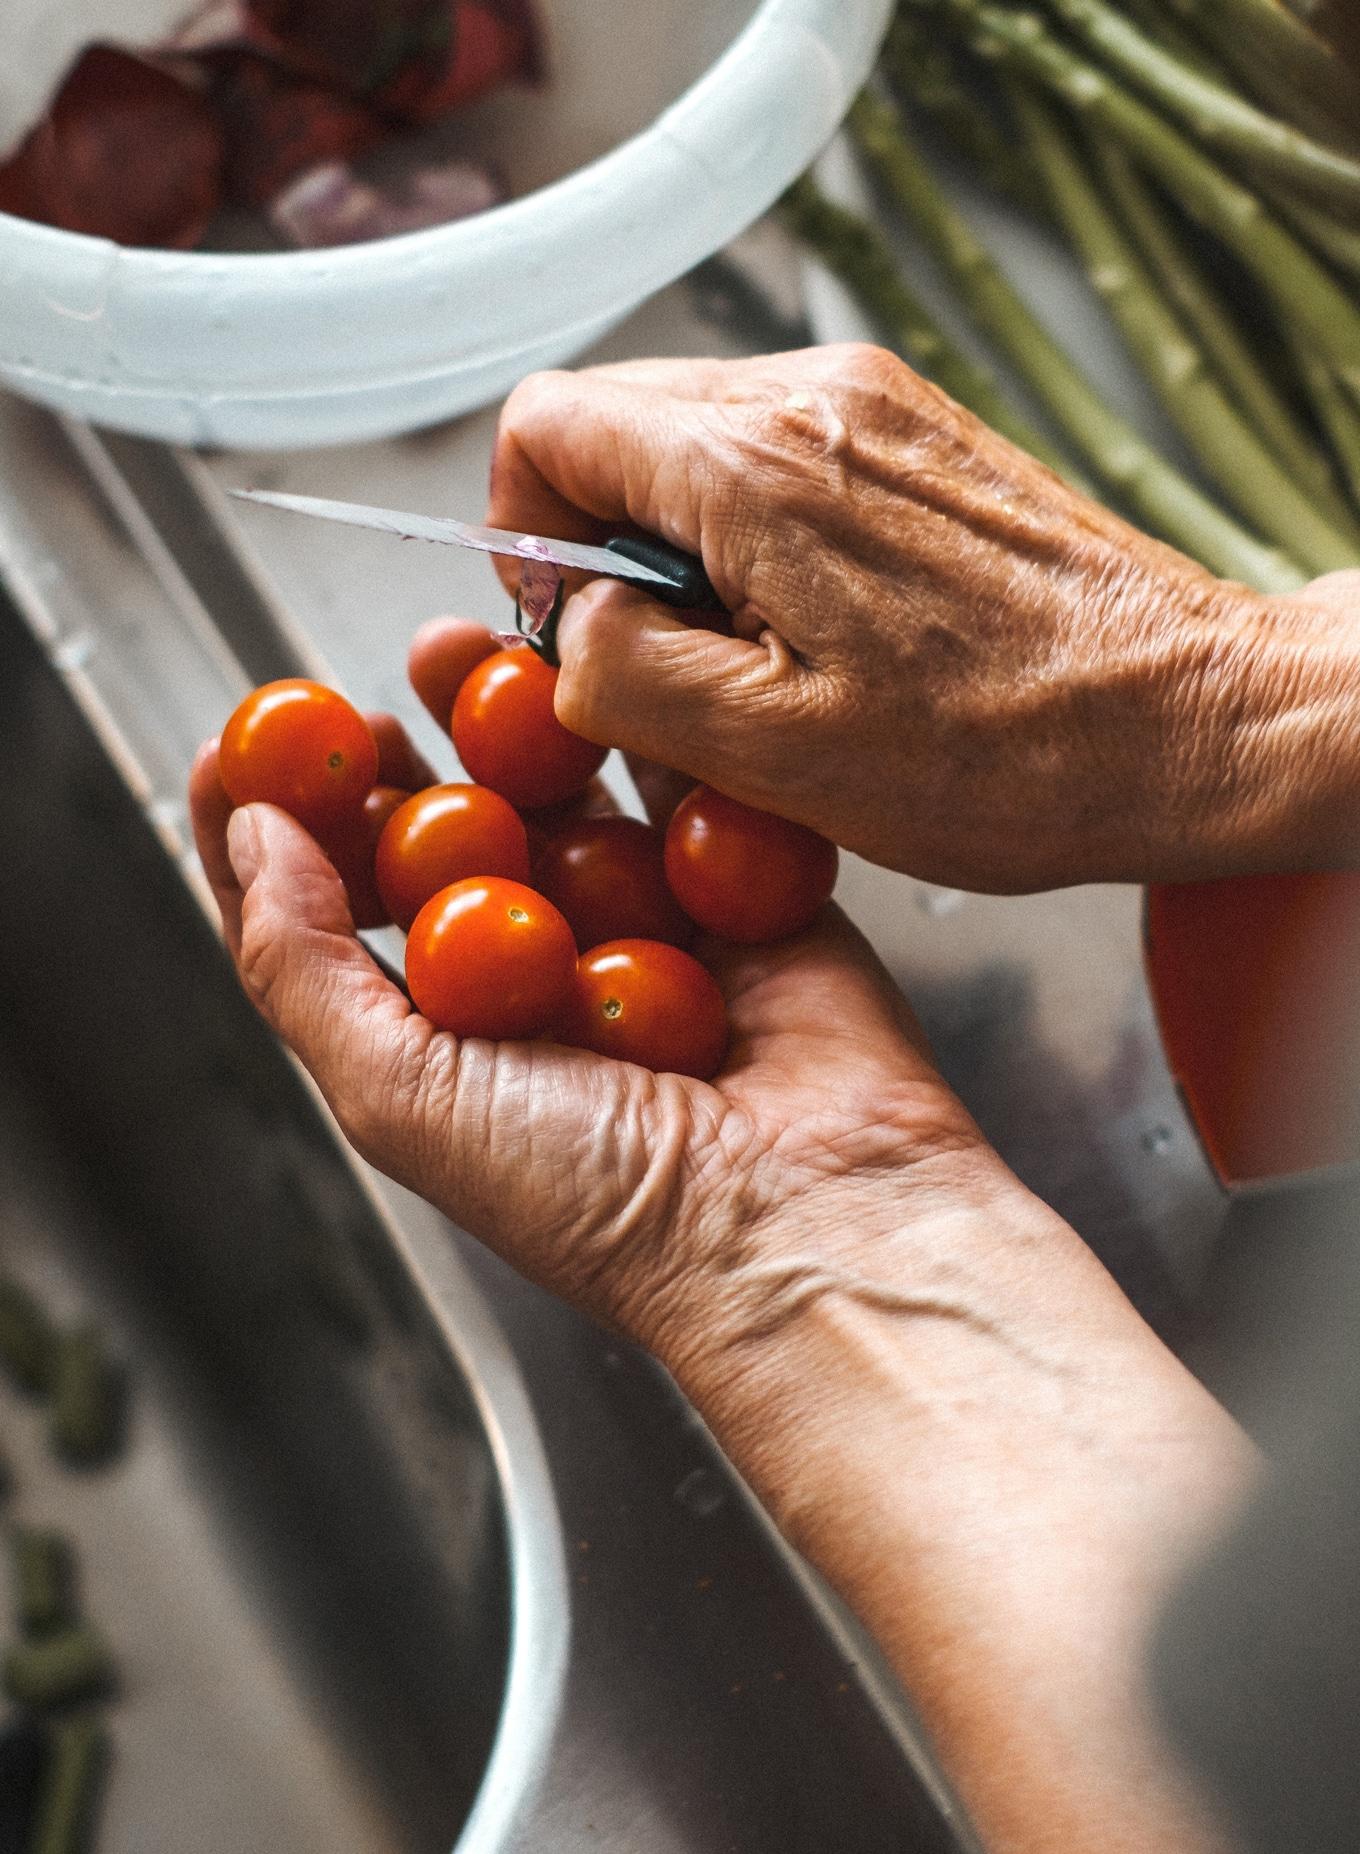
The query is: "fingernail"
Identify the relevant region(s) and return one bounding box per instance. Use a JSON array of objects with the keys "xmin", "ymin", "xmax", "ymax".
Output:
[{"xmin": 227, "ymin": 808, "xmax": 263, "ymax": 888}]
